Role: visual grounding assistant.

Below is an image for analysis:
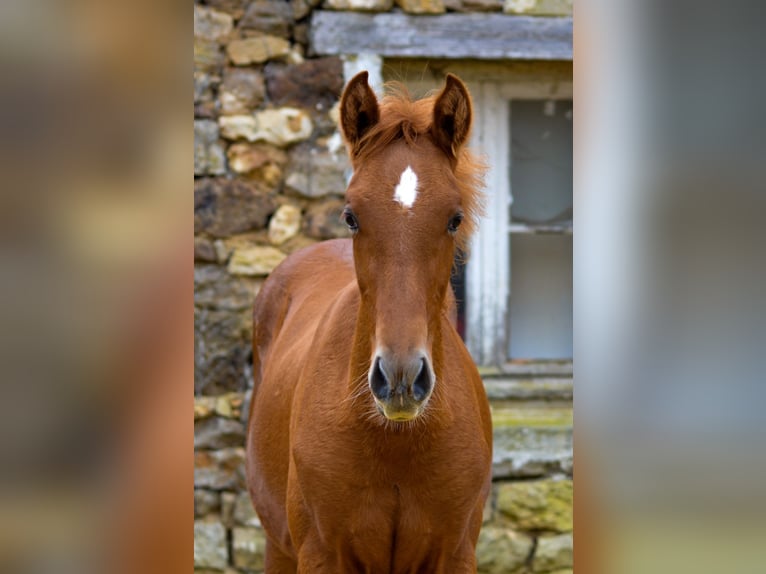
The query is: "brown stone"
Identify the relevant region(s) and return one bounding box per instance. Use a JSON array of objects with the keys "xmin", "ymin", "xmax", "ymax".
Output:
[
  {"xmin": 239, "ymin": 0, "xmax": 294, "ymax": 38},
  {"xmin": 265, "ymin": 58, "xmax": 344, "ymax": 110},
  {"xmin": 228, "ymin": 245, "xmax": 287, "ymax": 276},
  {"xmin": 204, "ymin": 0, "xmax": 249, "ymax": 19},
  {"xmin": 195, "ymin": 178, "xmax": 276, "ymax": 238},
  {"xmin": 194, "ymin": 307, "xmax": 252, "ymax": 394},
  {"xmin": 195, "ymin": 37, "xmax": 225, "ymax": 73},
  {"xmin": 194, "ymin": 447, "xmax": 247, "ymax": 490},
  {"xmin": 293, "ymin": 22, "xmax": 310, "ymax": 45},
  {"xmin": 304, "ymin": 198, "xmax": 350, "ymax": 240},
  {"xmin": 227, "ymin": 142, "xmax": 287, "ymax": 176},
  {"xmin": 227, "ymin": 35, "xmax": 290, "ymax": 66},
  {"xmin": 395, "ymin": 0, "xmax": 446, "ymax": 13},
  {"xmin": 220, "ymin": 68, "xmax": 265, "ymax": 114},
  {"xmin": 194, "ymin": 5, "xmax": 234, "ymax": 42}
]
